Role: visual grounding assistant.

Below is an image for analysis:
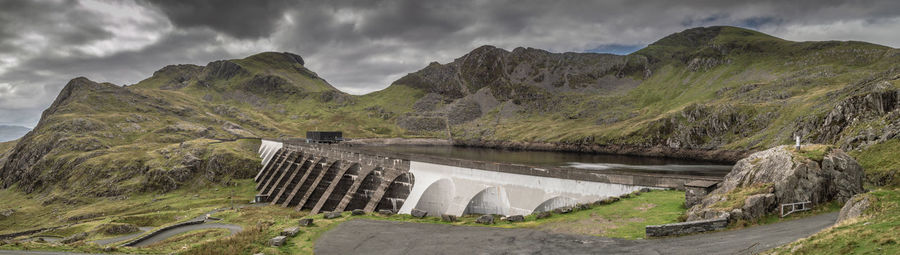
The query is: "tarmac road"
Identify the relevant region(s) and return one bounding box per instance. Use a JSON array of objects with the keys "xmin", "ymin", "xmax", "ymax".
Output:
[
  {"xmin": 127, "ymin": 223, "xmax": 242, "ymax": 248},
  {"xmin": 315, "ymin": 212, "xmax": 839, "ymax": 255}
]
